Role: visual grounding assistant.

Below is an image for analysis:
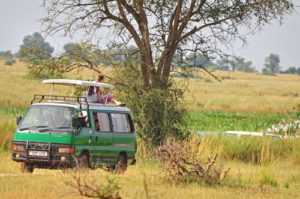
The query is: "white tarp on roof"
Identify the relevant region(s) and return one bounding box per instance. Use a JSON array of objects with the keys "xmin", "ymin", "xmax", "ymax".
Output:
[{"xmin": 42, "ymin": 79, "xmax": 114, "ymax": 89}]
